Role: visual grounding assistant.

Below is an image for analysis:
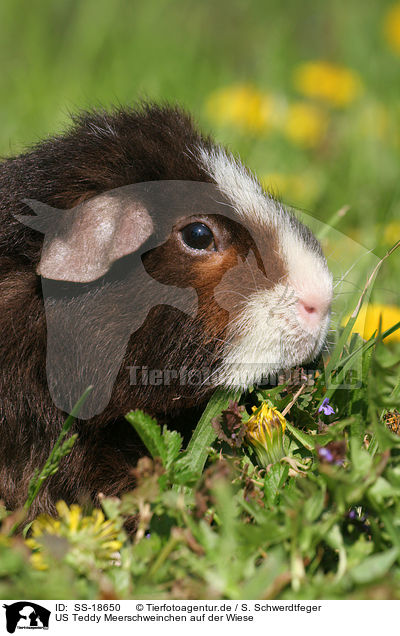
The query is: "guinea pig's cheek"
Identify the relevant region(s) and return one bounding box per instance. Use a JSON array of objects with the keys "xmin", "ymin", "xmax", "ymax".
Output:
[
  {"xmin": 191, "ymin": 248, "xmax": 240, "ymax": 291},
  {"xmin": 141, "ymin": 242, "xmax": 192, "ymax": 287},
  {"xmin": 210, "ymin": 250, "xmax": 278, "ymax": 320}
]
